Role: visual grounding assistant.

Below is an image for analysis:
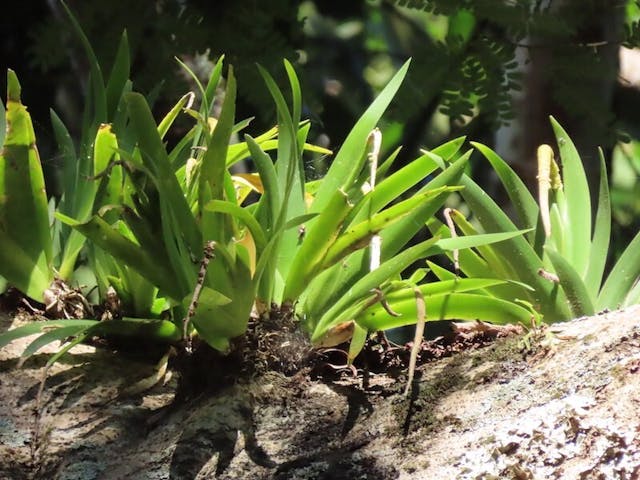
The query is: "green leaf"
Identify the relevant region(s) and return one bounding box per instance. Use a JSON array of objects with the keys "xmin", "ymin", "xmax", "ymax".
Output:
[
  {"xmin": 454, "ymin": 169, "xmax": 570, "ymax": 320},
  {"xmin": 284, "ymin": 213, "xmax": 318, "ymax": 230},
  {"xmin": 386, "ymin": 278, "xmax": 510, "ymax": 301},
  {"xmin": 426, "ymin": 136, "xmax": 467, "ymax": 161},
  {"xmin": 355, "ymin": 292, "xmax": 534, "ymax": 331},
  {"xmin": 157, "ymin": 197, "xmax": 197, "ymax": 298},
  {"xmin": 202, "ymin": 55, "xmax": 225, "ymax": 114},
  {"xmin": 584, "ymin": 150, "xmax": 611, "ymax": 298},
  {"xmin": 303, "ymin": 154, "xmax": 469, "ymax": 323},
  {"xmin": 0, "ymin": 70, "xmax": 52, "ymax": 301},
  {"xmin": 310, "ymin": 236, "xmax": 440, "ymax": 342},
  {"xmin": 312, "ymin": 59, "xmax": 411, "ymax": 214},
  {"xmin": 205, "ymin": 200, "xmax": 267, "ymax": 254},
  {"xmin": 622, "ymin": 277, "xmax": 640, "ymax": 307},
  {"xmin": 200, "ymin": 66, "xmax": 237, "ymax": 242},
  {"xmin": 426, "ymin": 260, "xmax": 458, "ymax": 281},
  {"xmin": 429, "ymin": 220, "xmax": 526, "ymax": 300},
  {"xmin": 550, "ymin": 117, "xmax": 591, "ymax": 277},
  {"xmin": 46, "ymin": 334, "xmax": 89, "ymax": 368},
  {"xmin": 548, "ymin": 202, "xmax": 566, "ymax": 256},
  {"xmin": 284, "ymin": 59, "xmax": 302, "ymax": 135},
  {"xmin": 257, "ymin": 63, "xmax": 300, "ymax": 202},
  {"xmin": 227, "ymin": 126, "xmax": 277, "ymax": 166},
  {"xmin": 201, "ymin": 66, "xmax": 236, "ymax": 202},
  {"xmin": 283, "ymin": 189, "xmax": 351, "ymax": 302},
  {"xmin": 436, "ymin": 229, "xmax": 533, "ymax": 252},
  {"xmin": 321, "ymin": 188, "xmax": 459, "ymax": 270},
  {"xmin": 0, "ymin": 319, "xmax": 98, "ymax": 350},
  {"xmin": 597, "ymin": 229, "xmax": 640, "ymax": 310},
  {"xmin": 105, "ymin": 30, "xmax": 130, "ymax": 119},
  {"xmin": 3, "ymin": 317, "xmax": 180, "ymax": 365},
  {"xmin": 447, "ymin": 210, "xmax": 518, "ymax": 280},
  {"xmin": 93, "ymin": 125, "xmax": 124, "ymax": 209},
  {"xmin": 177, "ymin": 55, "xmax": 223, "ymax": 127},
  {"xmin": 61, "ymin": 0, "xmax": 107, "ymax": 126},
  {"xmin": 125, "ymin": 92, "xmax": 201, "ymax": 255},
  {"xmin": 201, "ymin": 56, "xmax": 225, "ymax": 118},
  {"xmin": 21, "ymin": 325, "xmax": 92, "ymax": 359},
  {"xmin": 56, "ymin": 212, "xmax": 183, "ymax": 301},
  {"xmin": 246, "ymin": 134, "xmax": 282, "ymax": 304},
  {"xmin": 472, "ymin": 141, "xmax": 542, "ymax": 247},
  {"xmin": 257, "ymin": 62, "xmax": 305, "ymax": 294},
  {"xmin": 381, "ymin": 152, "xmax": 470, "ymax": 257},
  {"xmin": 90, "ymin": 317, "xmax": 182, "ymax": 342},
  {"xmin": 246, "ymin": 134, "xmax": 280, "ymax": 227},
  {"xmin": 0, "ymin": 96, "xmax": 5, "ymax": 147},
  {"xmin": 545, "ymin": 247, "xmax": 594, "ymax": 317},
  {"xmin": 59, "ymin": 124, "xmax": 123, "ymax": 280},
  {"xmin": 190, "ymin": 259, "xmax": 253, "ymax": 352},
  {"xmin": 105, "ymin": 266, "xmax": 158, "ymax": 318},
  {"xmin": 348, "ymin": 323, "xmax": 368, "ymax": 363},
  {"xmin": 349, "ymin": 151, "xmax": 440, "ymax": 224},
  {"xmin": 158, "ymin": 93, "xmax": 193, "ymax": 140},
  {"xmin": 50, "ymin": 109, "xmax": 77, "ymax": 217}
]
